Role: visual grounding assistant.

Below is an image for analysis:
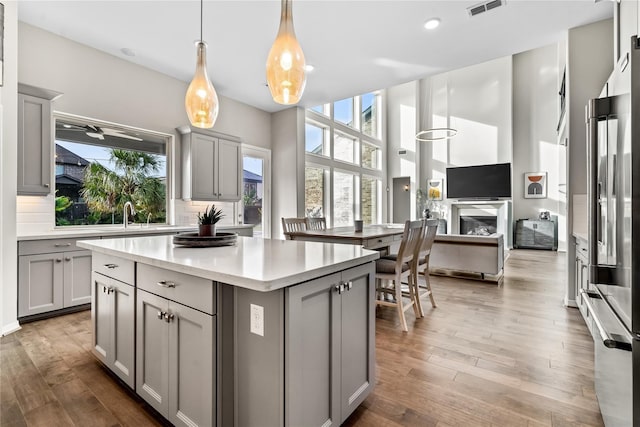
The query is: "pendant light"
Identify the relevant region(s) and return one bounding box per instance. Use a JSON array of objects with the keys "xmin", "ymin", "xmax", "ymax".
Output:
[
  {"xmin": 415, "ymin": 128, "xmax": 458, "ymax": 142},
  {"xmin": 266, "ymin": 0, "xmax": 306, "ymax": 105},
  {"xmin": 185, "ymin": 0, "xmax": 219, "ymax": 128}
]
